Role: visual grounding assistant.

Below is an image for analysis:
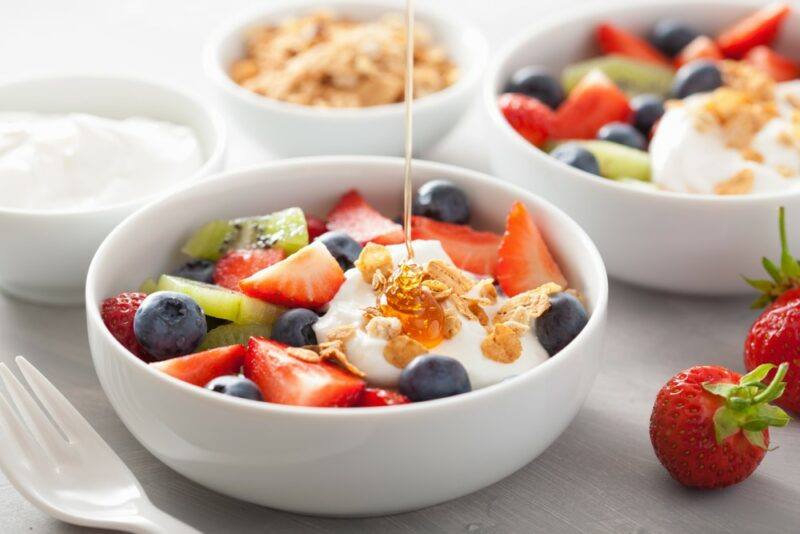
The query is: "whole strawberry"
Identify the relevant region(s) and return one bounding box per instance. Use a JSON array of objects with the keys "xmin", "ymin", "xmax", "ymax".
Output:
[
  {"xmin": 101, "ymin": 292, "xmax": 152, "ymax": 362},
  {"xmin": 497, "ymin": 93, "xmax": 555, "ymax": 147},
  {"xmin": 650, "ymin": 363, "xmax": 789, "ymax": 489}
]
